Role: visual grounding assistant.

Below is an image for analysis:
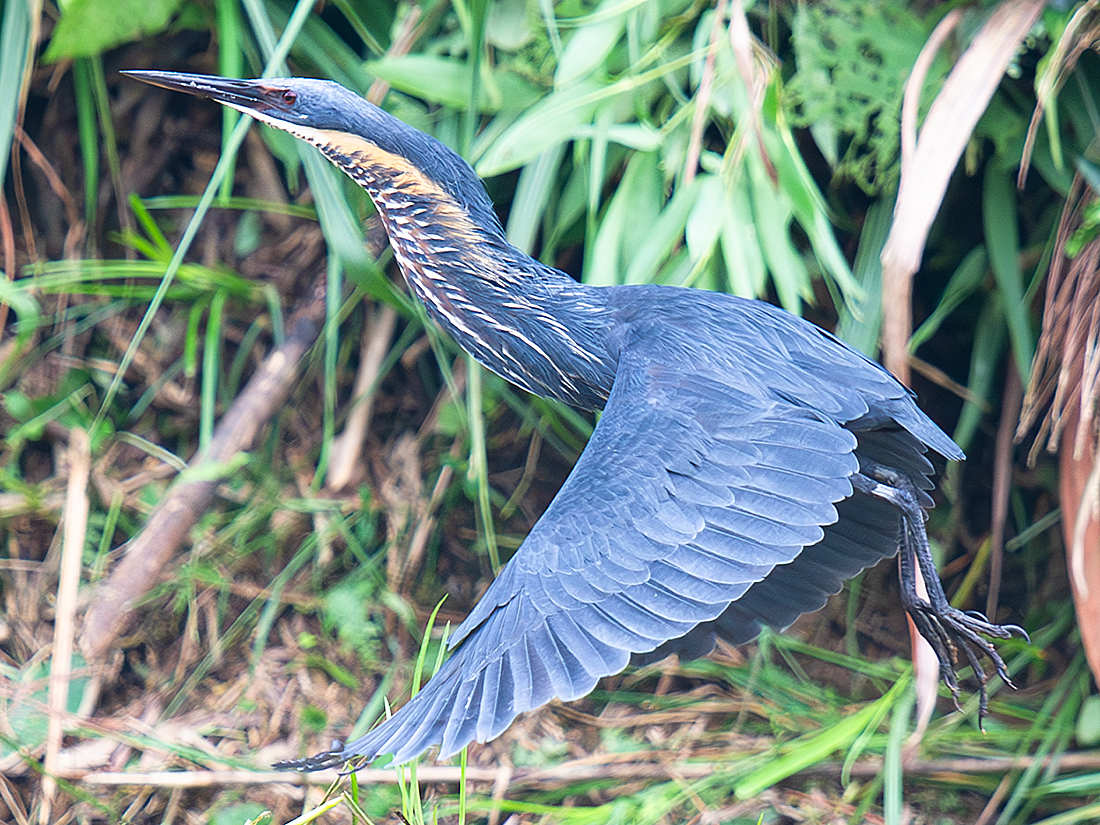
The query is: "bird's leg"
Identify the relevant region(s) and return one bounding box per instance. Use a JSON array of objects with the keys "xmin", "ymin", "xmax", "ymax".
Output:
[{"xmin": 852, "ymin": 465, "xmax": 1027, "ymax": 724}]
